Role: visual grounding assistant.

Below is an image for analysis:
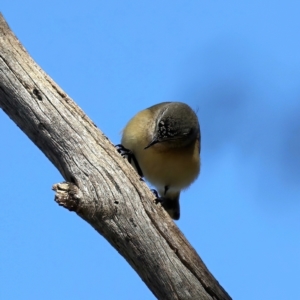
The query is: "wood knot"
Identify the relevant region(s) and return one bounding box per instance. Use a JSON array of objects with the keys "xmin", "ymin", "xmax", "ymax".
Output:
[
  {"xmin": 52, "ymin": 182, "xmax": 82, "ymax": 212},
  {"xmin": 33, "ymin": 88, "xmax": 42, "ymax": 100}
]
